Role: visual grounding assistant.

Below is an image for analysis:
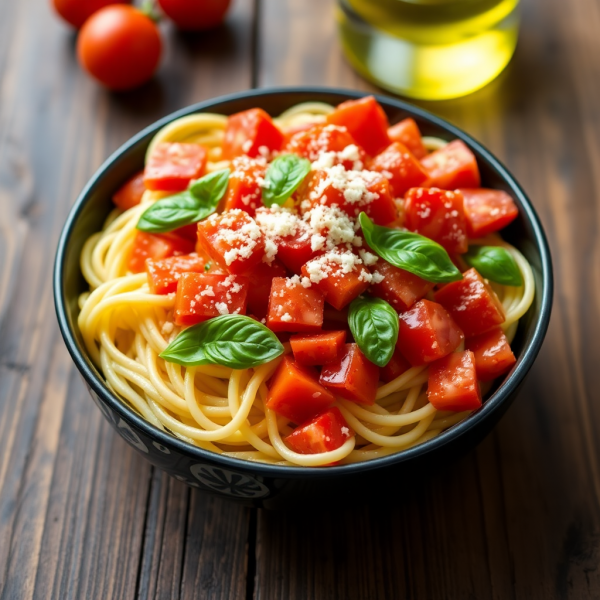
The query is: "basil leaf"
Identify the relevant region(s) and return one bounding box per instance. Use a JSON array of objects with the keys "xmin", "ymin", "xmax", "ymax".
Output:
[
  {"xmin": 160, "ymin": 315, "xmax": 284, "ymax": 369},
  {"xmin": 359, "ymin": 212, "xmax": 462, "ymax": 284},
  {"xmin": 189, "ymin": 168, "xmax": 230, "ymax": 205},
  {"xmin": 137, "ymin": 169, "xmax": 230, "ymax": 233},
  {"xmin": 262, "ymin": 154, "xmax": 311, "ymax": 206},
  {"xmin": 137, "ymin": 192, "xmax": 205, "ymax": 233},
  {"xmin": 348, "ymin": 296, "xmax": 399, "ymax": 367},
  {"xmin": 464, "ymin": 245, "xmax": 523, "ymax": 286}
]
